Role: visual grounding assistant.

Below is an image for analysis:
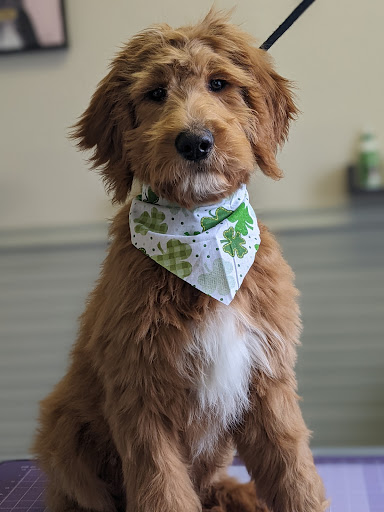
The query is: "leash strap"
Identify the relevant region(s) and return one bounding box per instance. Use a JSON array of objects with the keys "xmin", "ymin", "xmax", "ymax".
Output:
[{"xmin": 260, "ymin": 0, "xmax": 316, "ymax": 51}]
